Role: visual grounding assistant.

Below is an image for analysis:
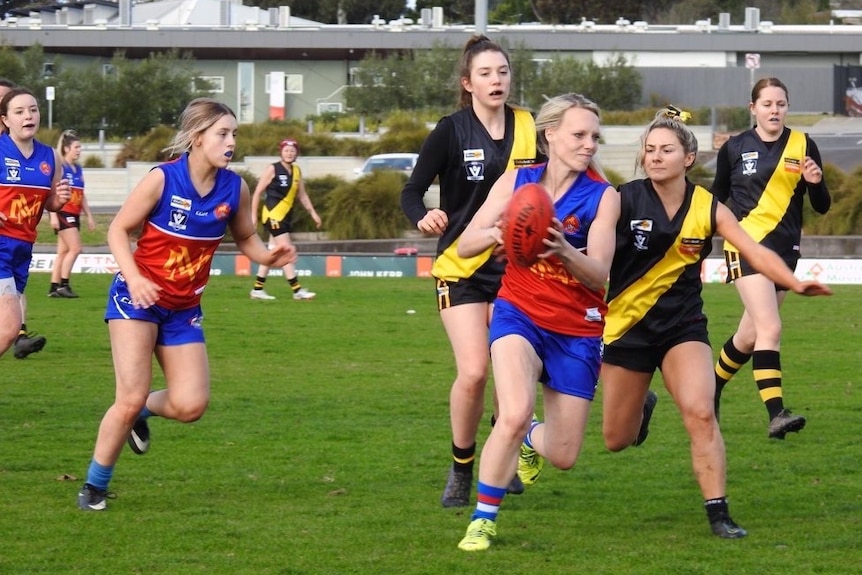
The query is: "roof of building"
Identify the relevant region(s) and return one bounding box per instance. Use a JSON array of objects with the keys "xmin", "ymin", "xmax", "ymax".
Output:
[{"xmin": 2, "ymin": 1, "xmax": 862, "ymax": 61}]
